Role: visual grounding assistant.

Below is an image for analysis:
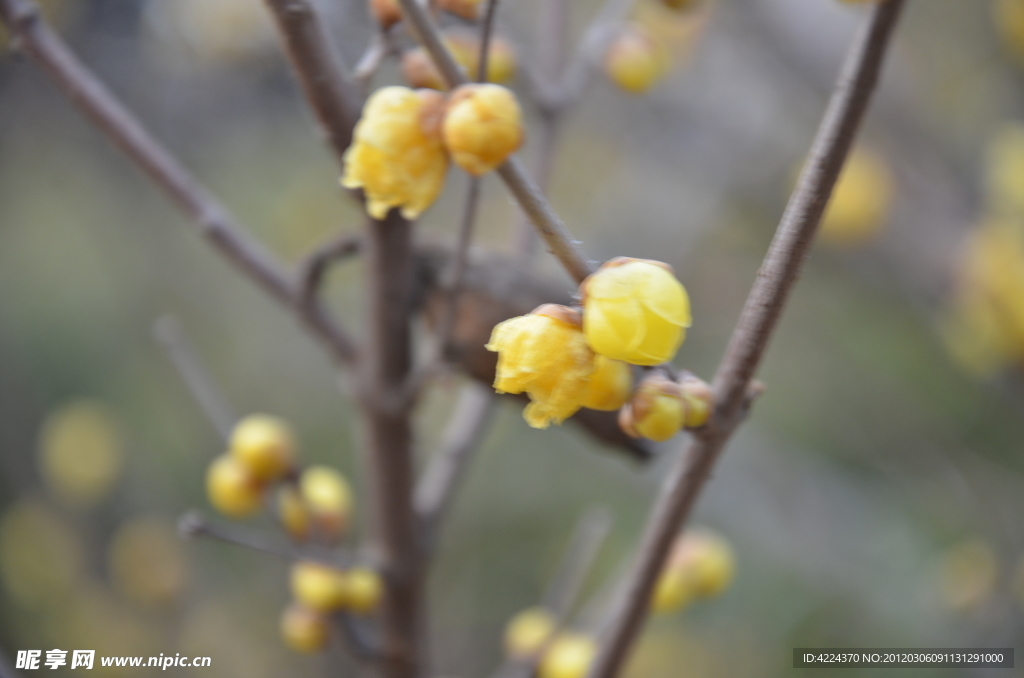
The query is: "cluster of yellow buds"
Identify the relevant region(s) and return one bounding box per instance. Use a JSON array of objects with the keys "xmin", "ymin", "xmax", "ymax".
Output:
[
  {"xmin": 280, "ymin": 561, "xmax": 384, "ymax": 653},
  {"xmin": 651, "ymin": 527, "xmax": 735, "ymax": 613},
  {"xmin": 341, "ymin": 80, "xmax": 523, "ymax": 219},
  {"xmin": 503, "ymin": 608, "xmax": 598, "ymax": 678},
  {"xmin": 941, "ymin": 124, "xmax": 1024, "ymax": 376},
  {"xmin": 204, "ymin": 415, "xmax": 352, "ymax": 542},
  {"xmin": 487, "ymin": 258, "xmax": 710, "ymax": 441}
]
